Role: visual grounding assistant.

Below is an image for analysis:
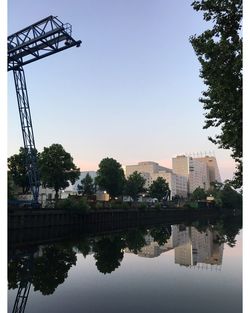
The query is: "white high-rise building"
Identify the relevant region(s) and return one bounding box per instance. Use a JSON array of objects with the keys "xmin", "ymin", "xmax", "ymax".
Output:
[
  {"xmin": 172, "ymin": 155, "xmax": 216, "ymax": 193},
  {"xmin": 195, "ymin": 156, "xmax": 221, "ymax": 183},
  {"xmin": 125, "ymin": 161, "xmax": 188, "ymax": 198}
]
